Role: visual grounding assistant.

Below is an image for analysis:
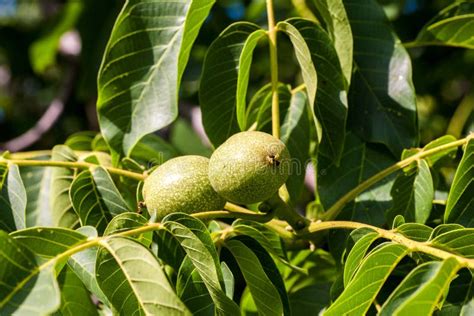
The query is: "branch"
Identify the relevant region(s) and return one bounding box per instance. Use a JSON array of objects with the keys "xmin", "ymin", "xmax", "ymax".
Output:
[
  {"xmin": 322, "ymin": 135, "xmax": 473, "ymax": 220},
  {"xmin": 300, "ymin": 220, "xmax": 474, "ymax": 269}
]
